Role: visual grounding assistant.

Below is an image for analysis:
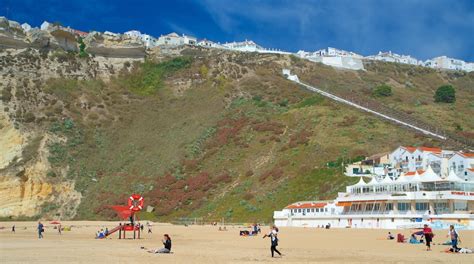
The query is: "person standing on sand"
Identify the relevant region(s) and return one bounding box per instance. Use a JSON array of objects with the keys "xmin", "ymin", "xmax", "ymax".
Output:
[
  {"xmin": 37, "ymin": 222, "xmax": 44, "ymax": 239},
  {"xmin": 12, "ymin": 225, "xmax": 15, "ymax": 233},
  {"xmin": 263, "ymin": 226, "xmax": 282, "ymax": 258},
  {"xmin": 423, "ymin": 224, "xmax": 434, "ymax": 251},
  {"xmin": 58, "ymin": 224, "xmax": 62, "ymax": 235},
  {"xmin": 447, "ymin": 225, "xmax": 460, "ymax": 252}
]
